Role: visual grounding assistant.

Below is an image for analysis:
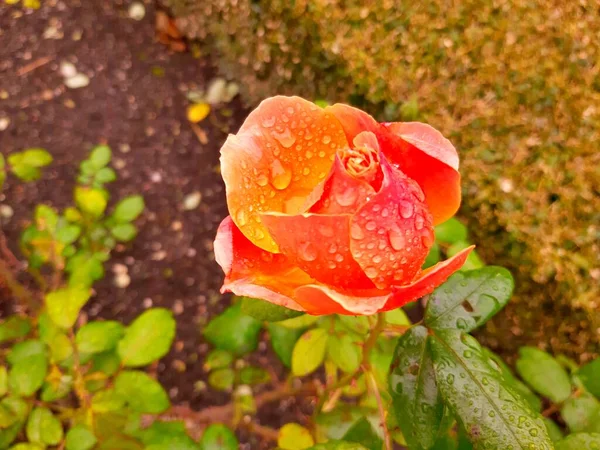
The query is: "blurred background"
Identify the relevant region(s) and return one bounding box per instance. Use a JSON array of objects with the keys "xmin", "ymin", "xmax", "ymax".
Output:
[{"xmin": 0, "ymin": 0, "xmax": 598, "ymax": 425}]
